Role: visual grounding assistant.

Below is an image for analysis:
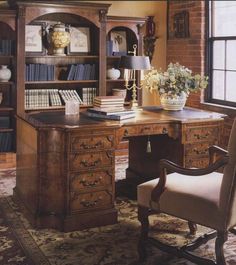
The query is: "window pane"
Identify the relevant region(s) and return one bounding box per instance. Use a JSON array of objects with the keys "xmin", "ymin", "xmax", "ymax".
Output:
[
  {"xmin": 214, "ymin": 1, "xmax": 236, "ymax": 37},
  {"xmin": 226, "ymin": 71, "xmax": 236, "ymax": 101},
  {"xmin": 212, "ymin": 70, "xmax": 225, "ymax": 100},
  {"xmin": 213, "ymin": 41, "xmax": 225, "ymax": 69},
  {"xmin": 226, "ymin": 40, "xmax": 236, "ymax": 70}
]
